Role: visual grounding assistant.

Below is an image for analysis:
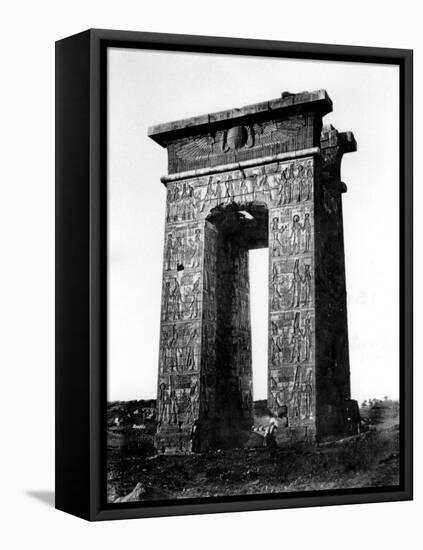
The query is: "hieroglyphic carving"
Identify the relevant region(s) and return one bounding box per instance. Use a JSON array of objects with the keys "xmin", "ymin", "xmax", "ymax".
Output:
[
  {"xmin": 267, "ymin": 158, "xmax": 315, "ymax": 430},
  {"xmin": 270, "ymin": 209, "xmax": 313, "ymax": 257},
  {"xmin": 166, "ymin": 158, "xmax": 314, "ymax": 224},
  {"xmin": 270, "ymin": 258, "xmax": 314, "ymax": 311},
  {"xmin": 166, "ymin": 181, "xmax": 201, "ymax": 223},
  {"xmin": 150, "ymin": 91, "xmax": 358, "ymax": 452},
  {"xmin": 158, "ymin": 156, "xmax": 319, "ymax": 452},
  {"xmin": 157, "ymin": 375, "xmax": 200, "ymax": 426},
  {"xmin": 159, "ymin": 322, "xmax": 201, "ymax": 373},
  {"xmin": 164, "ymin": 226, "xmax": 203, "ymax": 271},
  {"xmin": 269, "ymin": 363, "xmax": 314, "ymax": 422},
  {"xmin": 290, "ymin": 366, "xmax": 314, "ymax": 420},
  {"xmin": 270, "ymin": 312, "xmax": 313, "ymax": 366}
]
